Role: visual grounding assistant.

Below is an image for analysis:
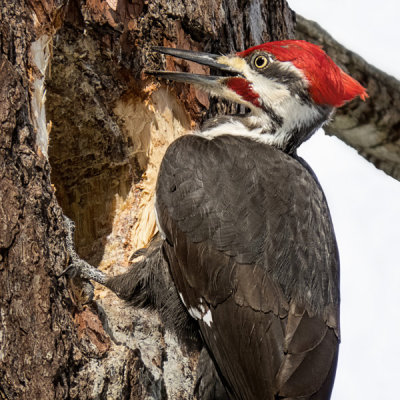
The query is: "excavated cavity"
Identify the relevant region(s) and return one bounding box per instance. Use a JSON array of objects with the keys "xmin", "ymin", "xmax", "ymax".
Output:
[
  {"xmin": 46, "ymin": 28, "xmax": 138, "ymax": 265},
  {"xmin": 46, "ymin": 23, "xmax": 190, "ymax": 270}
]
